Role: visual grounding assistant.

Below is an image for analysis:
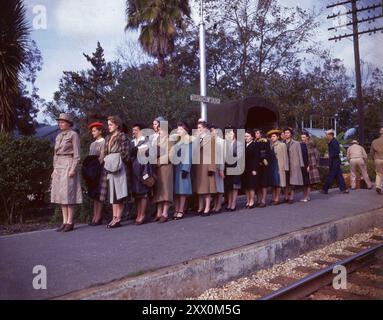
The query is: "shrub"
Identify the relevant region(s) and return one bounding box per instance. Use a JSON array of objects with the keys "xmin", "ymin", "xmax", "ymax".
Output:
[{"xmin": 0, "ymin": 134, "xmax": 52, "ymax": 224}]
